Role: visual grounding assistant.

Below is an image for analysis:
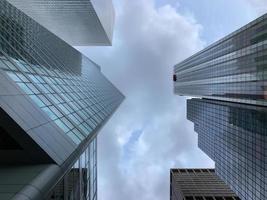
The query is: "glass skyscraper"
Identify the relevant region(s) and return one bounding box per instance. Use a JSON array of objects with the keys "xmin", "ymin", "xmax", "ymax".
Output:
[
  {"xmin": 6, "ymin": 0, "xmax": 115, "ymax": 46},
  {"xmin": 173, "ymin": 13, "xmax": 267, "ymax": 200},
  {"xmin": 0, "ymin": 0, "xmax": 124, "ymax": 199},
  {"xmin": 187, "ymin": 99, "xmax": 266, "ymax": 200},
  {"xmin": 174, "ymin": 14, "xmax": 267, "ymax": 106},
  {"xmin": 170, "ymin": 168, "xmax": 240, "ymax": 200}
]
